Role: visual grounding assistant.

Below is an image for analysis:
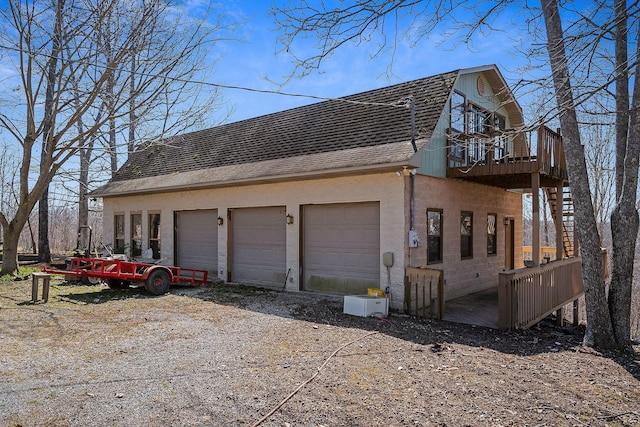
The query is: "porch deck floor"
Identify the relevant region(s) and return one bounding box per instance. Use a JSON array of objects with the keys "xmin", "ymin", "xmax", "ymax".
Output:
[{"xmin": 443, "ymin": 287, "xmax": 499, "ymax": 329}]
